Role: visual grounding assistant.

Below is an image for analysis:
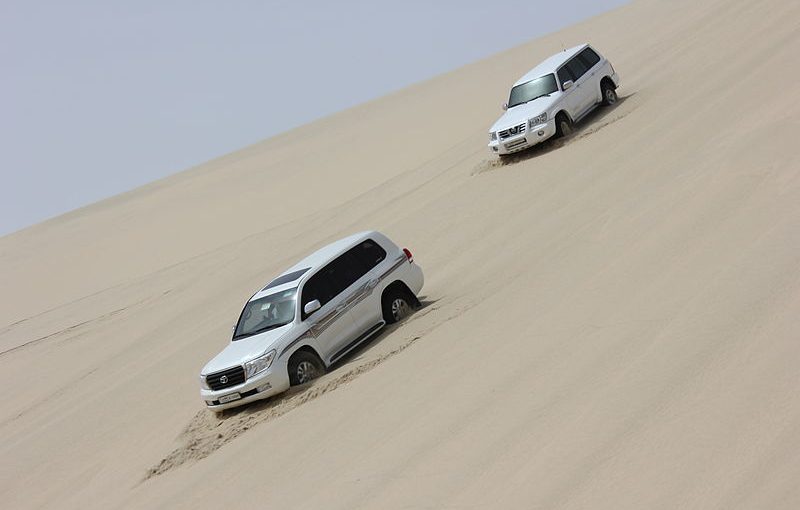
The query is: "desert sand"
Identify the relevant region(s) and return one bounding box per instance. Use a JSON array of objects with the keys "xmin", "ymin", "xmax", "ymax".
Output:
[{"xmin": 2, "ymin": 0, "xmax": 800, "ymax": 508}]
